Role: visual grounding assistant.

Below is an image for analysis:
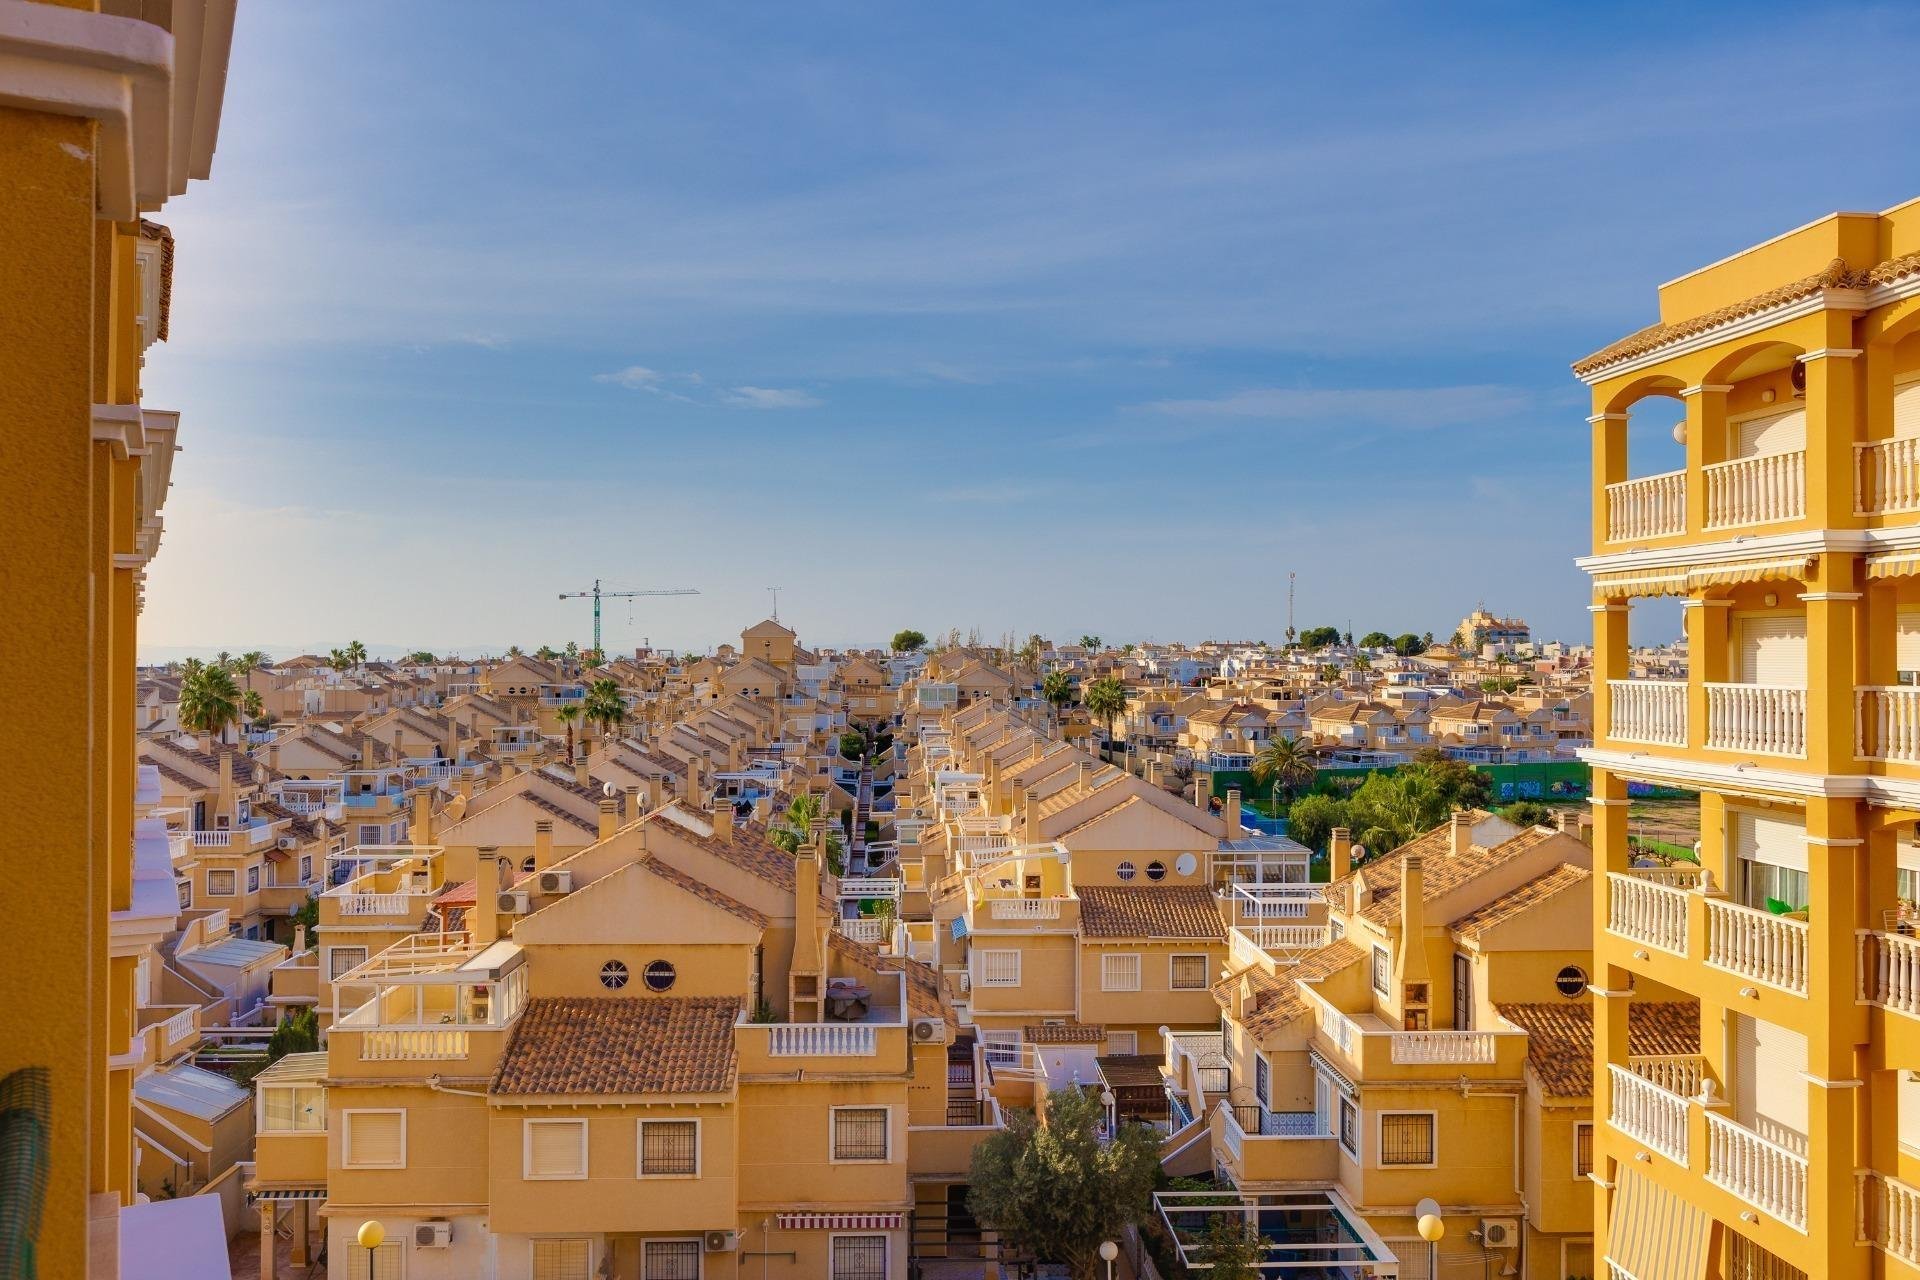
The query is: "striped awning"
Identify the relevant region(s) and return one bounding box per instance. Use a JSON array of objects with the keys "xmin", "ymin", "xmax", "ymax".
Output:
[
  {"xmin": 1867, "ymin": 548, "xmax": 1920, "ymax": 579},
  {"xmin": 777, "ymin": 1213, "xmax": 904, "ymax": 1231},
  {"xmin": 249, "ymin": 1187, "xmax": 328, "ymax": 1203},
  {"xmin": 1686, "ymin": 555, "xmax": 1814, "ymax": 590},
  {"xmin": 1605, "ymin": 1168, "xmax": 1710, "ymax": 1280},
  {"xmin": 1592, "ymin": 568, "xmax": 1691, "ymax": 599}
]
